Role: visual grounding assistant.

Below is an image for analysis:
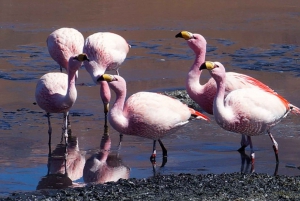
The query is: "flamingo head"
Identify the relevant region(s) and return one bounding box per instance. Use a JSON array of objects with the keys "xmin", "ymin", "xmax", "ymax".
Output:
[
  {"xmin": 68, "ymin": 53, "xmax": 90, "ymax": 73},
  {"xmin": 175, "ymin": 31, "xmax": 207, "ymax": 54},
  {"xmin": 199, "ymin": 61, "xmax": 226, "ymax": 82},
  {"xmin": 97, "ymin": 74, "xmax": 126, "ymax": 96},
  {"xmin": 74, "ymin": 53, "xmax": 90, "ymax": 62}
]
